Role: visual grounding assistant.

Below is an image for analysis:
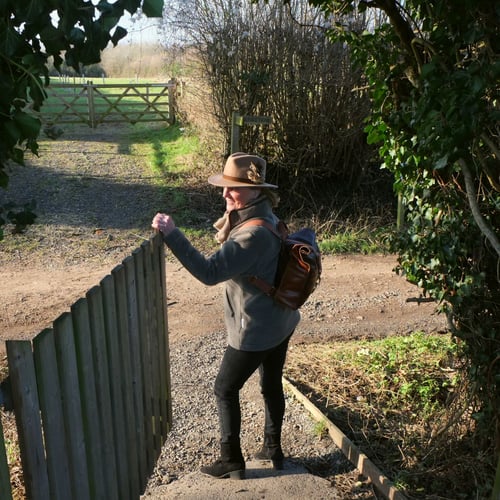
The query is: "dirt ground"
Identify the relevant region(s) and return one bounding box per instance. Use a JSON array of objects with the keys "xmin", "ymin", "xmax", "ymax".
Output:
[
  {"xmin": 0, "ymin": 129, "xmax": 451, "ymax": 497},
  {"xmin": 0, "ymin": 123, "xmax": 452, "ymax": 499},
  {"xmin": 0, "ymin": 252, "xmax": 448, "ymax": 357},
  {"xmin": 0, "ymin": 122, "xmax": 447, "ymax": 356}
]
